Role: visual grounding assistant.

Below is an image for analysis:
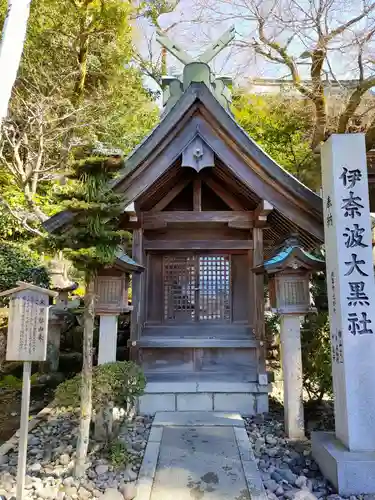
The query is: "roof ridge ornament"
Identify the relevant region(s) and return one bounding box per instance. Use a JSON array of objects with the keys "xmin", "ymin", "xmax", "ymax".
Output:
[{"xmin": 156, "ymin": 27, "xmax": 236, "ymax": 115}]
